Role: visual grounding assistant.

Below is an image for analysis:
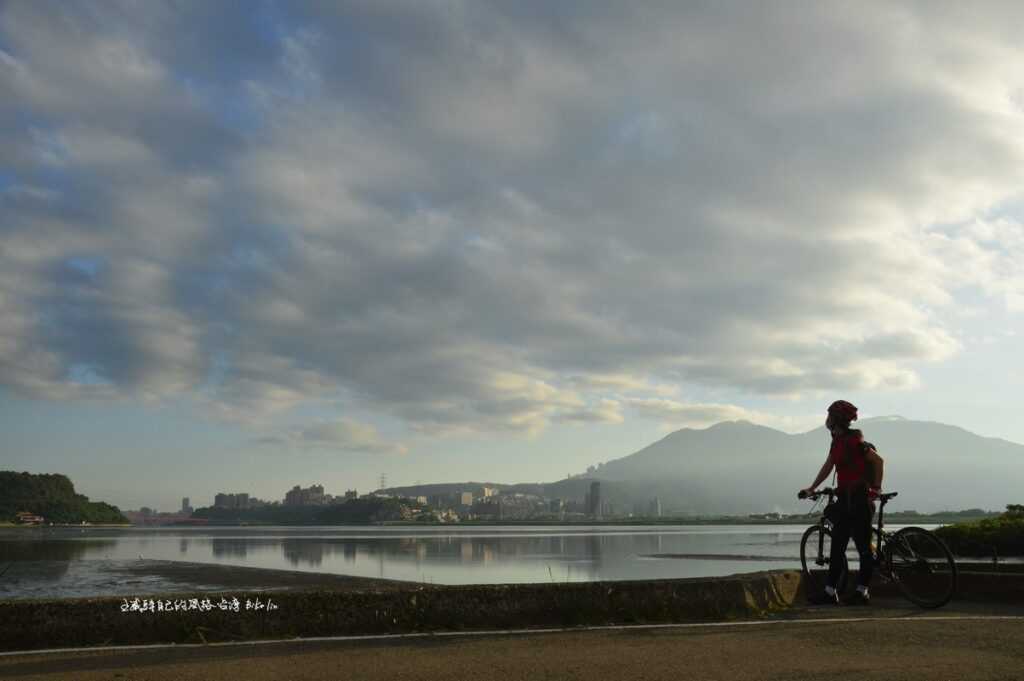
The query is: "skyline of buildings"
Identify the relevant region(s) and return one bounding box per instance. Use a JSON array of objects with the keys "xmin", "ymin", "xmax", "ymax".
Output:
[{"xmin": 131, "ymin": 480, "xmax": 668, "ymax": 523}]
